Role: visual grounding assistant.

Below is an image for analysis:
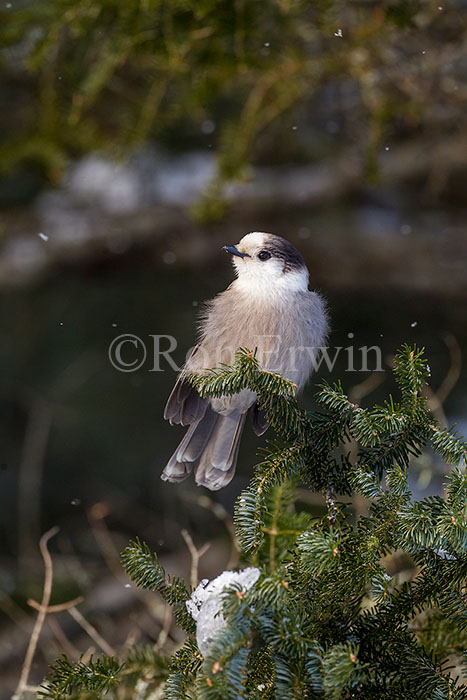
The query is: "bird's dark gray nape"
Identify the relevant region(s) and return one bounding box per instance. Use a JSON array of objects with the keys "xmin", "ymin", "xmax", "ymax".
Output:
[
  {"xmin": 262, "ymin": 234, "xmax": 306, "ymax": 272},
  {"xmin": 223, "ymin": 245, "xmax": 249, "ymax": 258}
]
